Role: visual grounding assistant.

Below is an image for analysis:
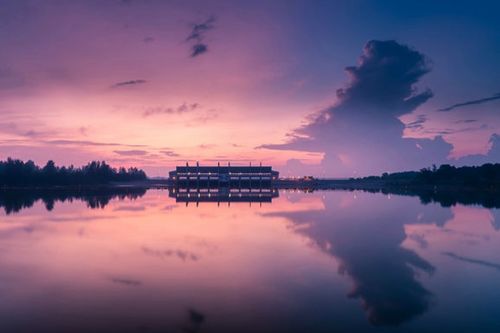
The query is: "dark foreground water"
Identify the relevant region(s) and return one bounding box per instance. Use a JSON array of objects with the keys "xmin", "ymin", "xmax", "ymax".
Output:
[{"xmin": 0, "ymin": 188, "xmax": 499, "ymax": 333}]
